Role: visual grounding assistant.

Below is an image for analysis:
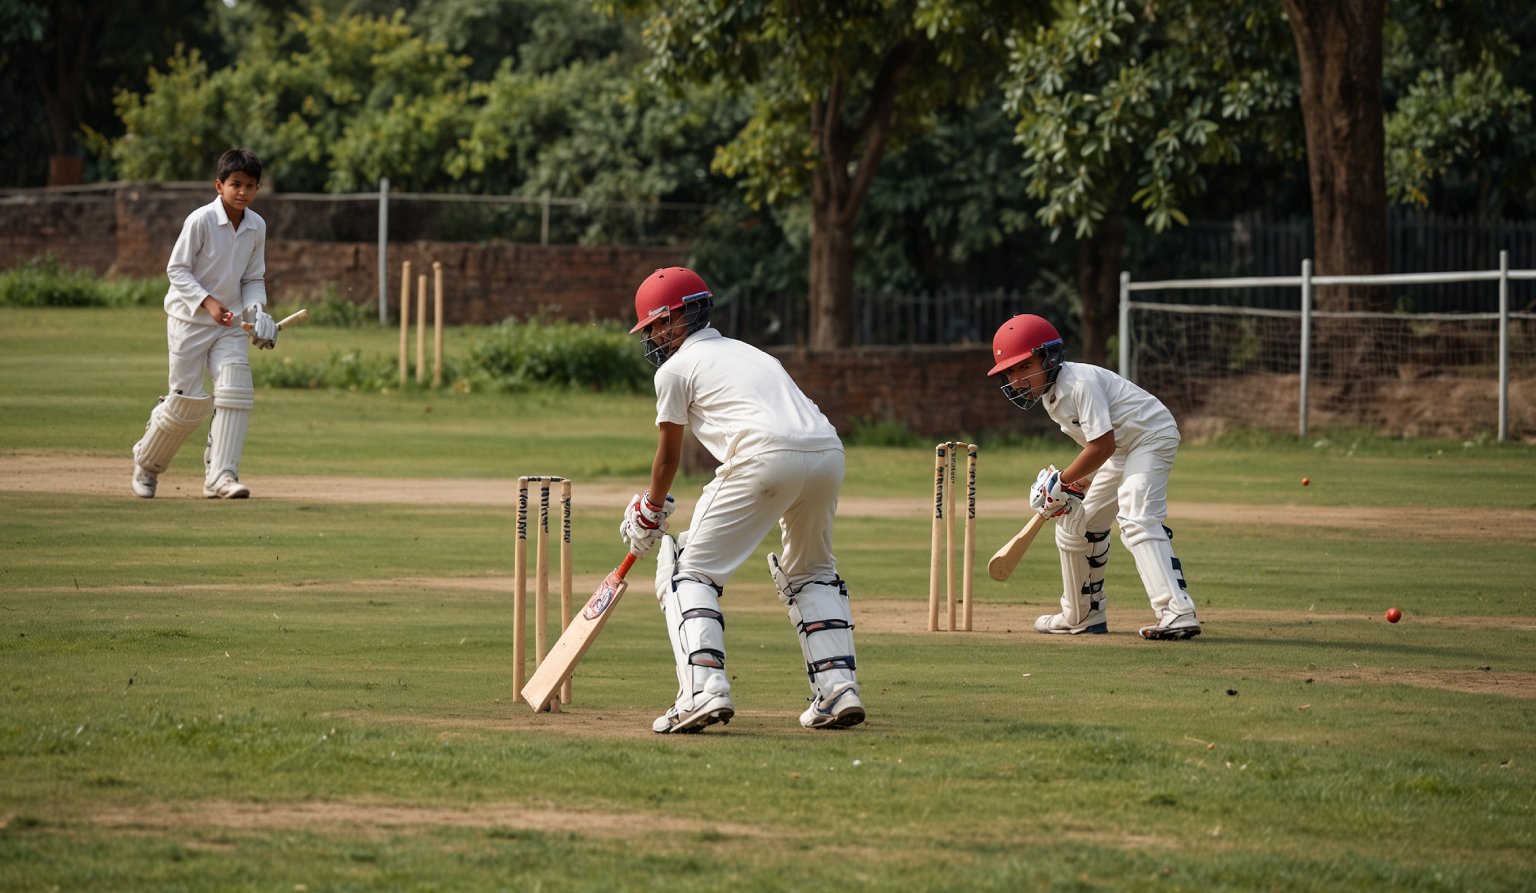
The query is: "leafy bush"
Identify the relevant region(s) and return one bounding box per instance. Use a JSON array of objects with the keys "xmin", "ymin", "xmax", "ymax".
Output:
[
  {"xmin": 100, "ymin": 276, "xmax": 168, "ymax": 307},
  {"xmin": 843, "ymin": 416, "xmax": 921, "ymax": 447},
  {"xmin": 0, "ymin": 257, "xmax": 164, "ymax": 307},
  {"xmin": 252, "ymin": 351, "xmax": 405, "ymax": 392},
  {"xmin": 296, "ymin": 287, "xmax": 376, "ymax": 328},
  {"xmin": 468, "ymin": 317, "xmax": 650, "ymax": 392}
]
